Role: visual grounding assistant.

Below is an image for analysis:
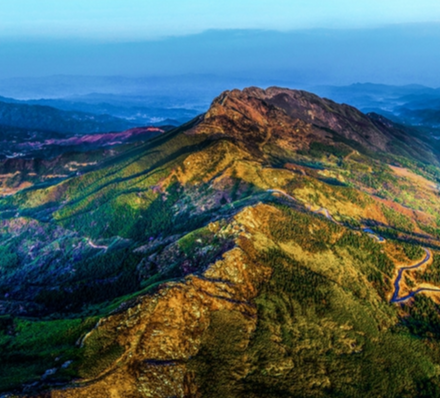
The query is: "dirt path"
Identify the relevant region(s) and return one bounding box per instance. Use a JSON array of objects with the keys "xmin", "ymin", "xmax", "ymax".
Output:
[{"xmin": 86, "ymin": 238, "xmax": 108, "ymax": 251}]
